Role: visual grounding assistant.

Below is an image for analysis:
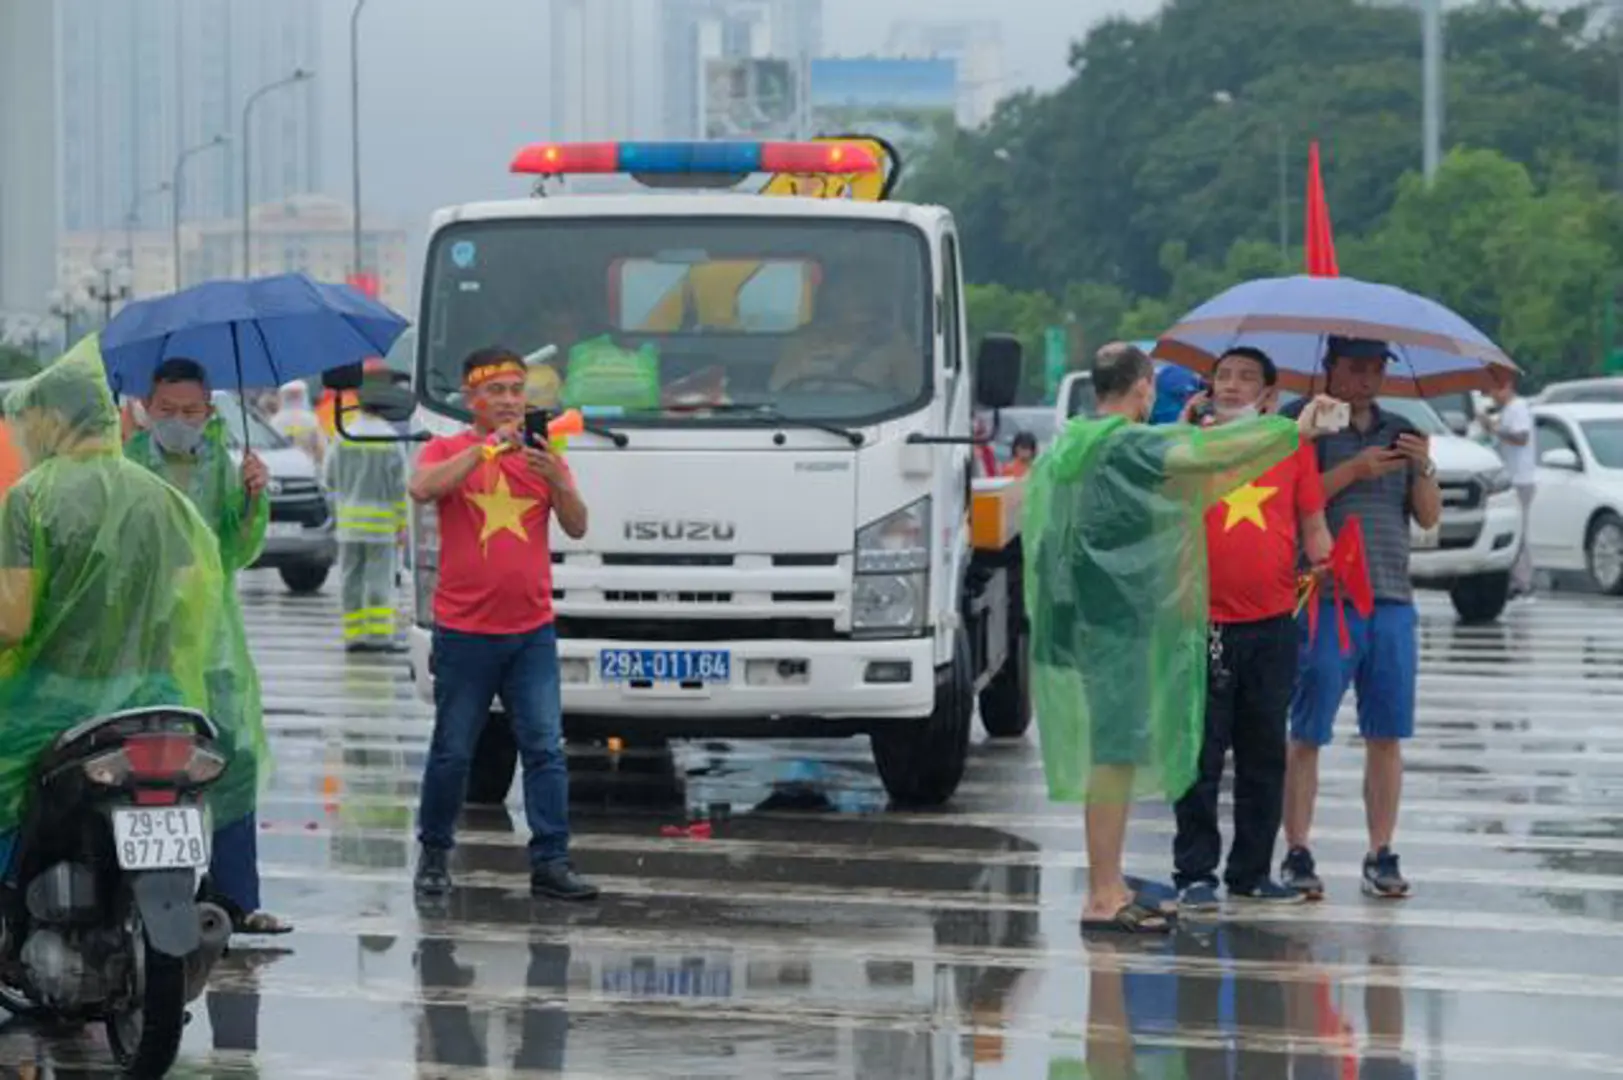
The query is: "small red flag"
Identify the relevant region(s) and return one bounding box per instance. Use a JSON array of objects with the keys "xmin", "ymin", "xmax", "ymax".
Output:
[
  {"xmin": 1304, "ymin": 141, "xmax": 1340, "ymax": 277},
  {"xmin": 1303, "ymin": 516, "xmax": 1374, "ymax": 653}
]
